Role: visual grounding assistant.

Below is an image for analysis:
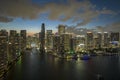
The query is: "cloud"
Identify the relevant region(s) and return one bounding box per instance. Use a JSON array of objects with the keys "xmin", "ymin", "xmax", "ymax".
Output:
[
  {"xmin": 100, "ymin": 7, "xmax": 117, "ymax": 15},
  {"xmin": 0, "ymin": 0, "xmax": 40, "ymax": 22},
  {"xmin": 104, "ymin": 22, "xmax": 120, "ymax": 32},
  {"xmin": 42, "ymin": 0, "xmax": 117, "ymax": 27},
  {"xmin": 0, "ymin": 0, "xmax": 117, "ymax": 24},
  {"xmin": 46, "ymin": 0, "xmax": 117, "ymax": 26},
  {"xmin": 95, "ymin": 22, "xmax": 120, "ymax": 32},
  {"xmin": 0, "ymin": 16, "xmax": 13, "ymax": 22},
  {"xmin": 95, "ymin": 26, "xmax": 104, "ymax": 32},
  {"xmin": 66, "ymin": 21, "xmax": 120, "ymax": 35}
]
